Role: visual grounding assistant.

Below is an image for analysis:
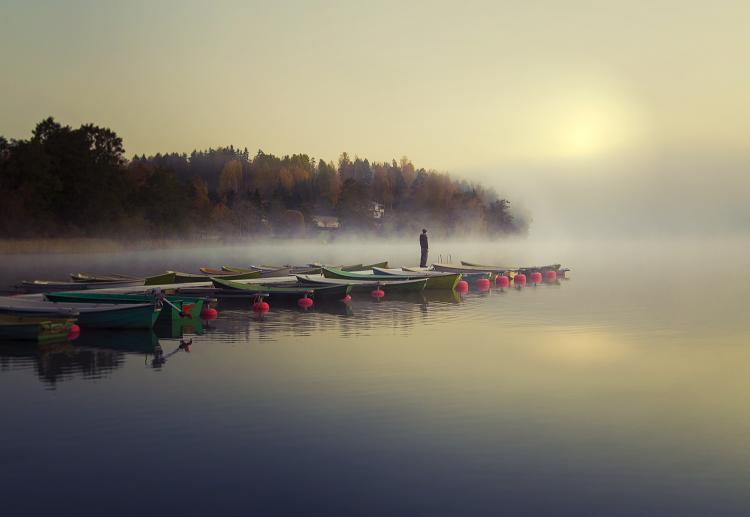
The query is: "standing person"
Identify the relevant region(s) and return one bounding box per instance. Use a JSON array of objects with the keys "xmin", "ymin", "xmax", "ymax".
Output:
[{"xmin": 419, "ymin": 228, "xmax": 429, "ymax": 268}]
